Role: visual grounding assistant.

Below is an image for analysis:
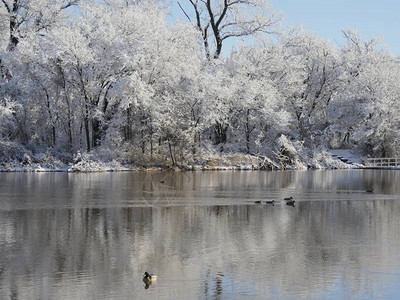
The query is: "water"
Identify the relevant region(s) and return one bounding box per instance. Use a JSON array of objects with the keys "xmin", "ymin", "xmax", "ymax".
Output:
[{"xmin": 0, "ymin": 170, "xmax": 400, "ymax": 299}]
